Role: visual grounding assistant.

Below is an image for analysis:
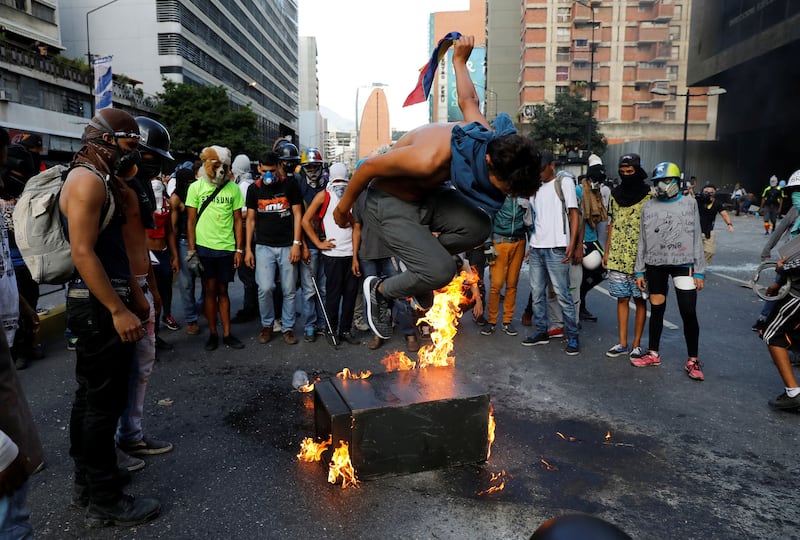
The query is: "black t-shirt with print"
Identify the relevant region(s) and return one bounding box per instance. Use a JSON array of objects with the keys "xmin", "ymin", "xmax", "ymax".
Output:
[{"xmin": 246, "ymin": 178, "xmax": 303, "ymax": 247}]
